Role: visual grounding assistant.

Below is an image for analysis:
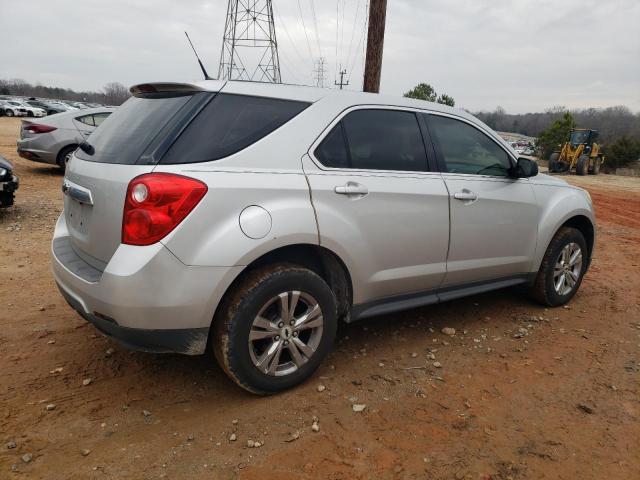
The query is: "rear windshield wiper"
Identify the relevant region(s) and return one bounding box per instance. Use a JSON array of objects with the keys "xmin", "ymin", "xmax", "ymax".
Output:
[{"xmin": 78, "ymin": 141, "xmax": 95, "ymax": 156}]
